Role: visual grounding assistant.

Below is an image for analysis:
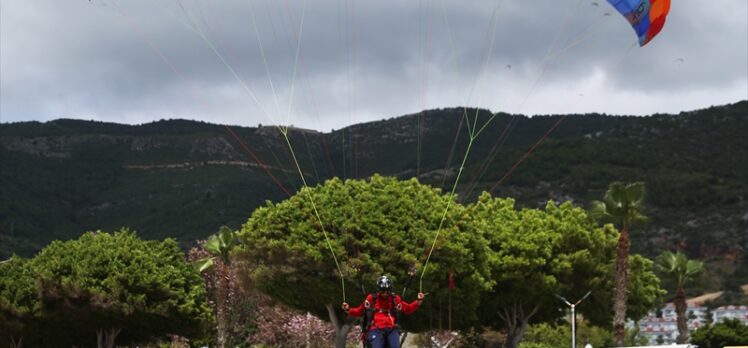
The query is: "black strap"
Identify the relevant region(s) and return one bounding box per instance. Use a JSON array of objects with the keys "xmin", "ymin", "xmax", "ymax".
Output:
[
  {"xmin": 362, "ymin": 293, "xmax": 375, "ymax": 334},
  {"xmin": 392, "ymin": 294, "xmax": 402, "ymax": 325},
  {"xmin": 363, "ymin": 292, "xmax": 402, "ymax": 331},
  {"xmin": 401, "ymin": 267, "xmax": 417, "ymax": 297}
]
